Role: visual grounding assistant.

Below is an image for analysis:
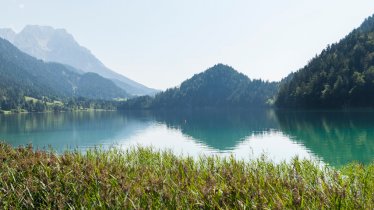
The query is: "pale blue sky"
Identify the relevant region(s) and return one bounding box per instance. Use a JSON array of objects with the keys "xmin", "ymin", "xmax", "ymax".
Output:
[{"xmin": 1, "ymin": 0, "xmax": 374, "ymax": 89}]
